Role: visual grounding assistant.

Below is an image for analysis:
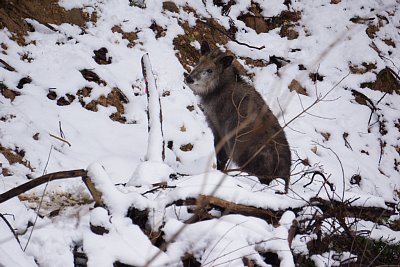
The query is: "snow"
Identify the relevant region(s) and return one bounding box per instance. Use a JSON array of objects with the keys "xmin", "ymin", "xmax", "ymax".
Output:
[
  {"xmin": 0, "ymin": 0, "xmax": 399, "ymax": 266},
  {"xmin": 141, "ymin": 53, "xmax": 165, "ymax": 163}
]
